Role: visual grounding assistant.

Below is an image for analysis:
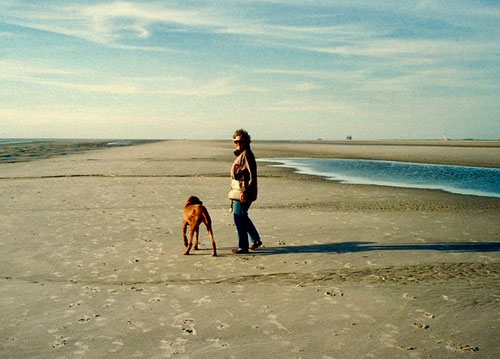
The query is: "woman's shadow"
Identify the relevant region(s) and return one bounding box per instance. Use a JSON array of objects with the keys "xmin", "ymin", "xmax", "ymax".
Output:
[{"xmin": 256, "ymin": 241, "xmax": 500, "ymax": 255}]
